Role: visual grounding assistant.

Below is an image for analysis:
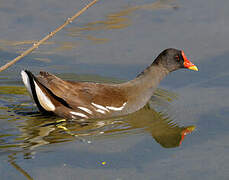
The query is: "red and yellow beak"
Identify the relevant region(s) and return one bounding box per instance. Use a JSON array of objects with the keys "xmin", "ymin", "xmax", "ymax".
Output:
[
  {"xmin": 179, "ymin": 125, "xmax": 196, "ymax": 146},
  {"xmin": 182, "ymin": 51, "xmax": 198, "ymax": 71}
]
